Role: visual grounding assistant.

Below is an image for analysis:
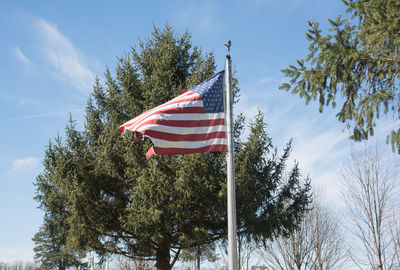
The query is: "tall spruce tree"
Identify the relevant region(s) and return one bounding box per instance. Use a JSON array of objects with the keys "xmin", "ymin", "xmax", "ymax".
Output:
[
  {"xmin": 34, "ymin": 25, "xmax": 310, "ymax": 270},
  {"xmin": 32, "ymin": 217, "xmax": 81, "ymax": 270},
  {"xmin": 33, "ymin": 139, "xmax": 82, "ymax": 270},
  {"xmin": 280, "ymin": 0, "xmax": 400, "ymax": 153}
]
